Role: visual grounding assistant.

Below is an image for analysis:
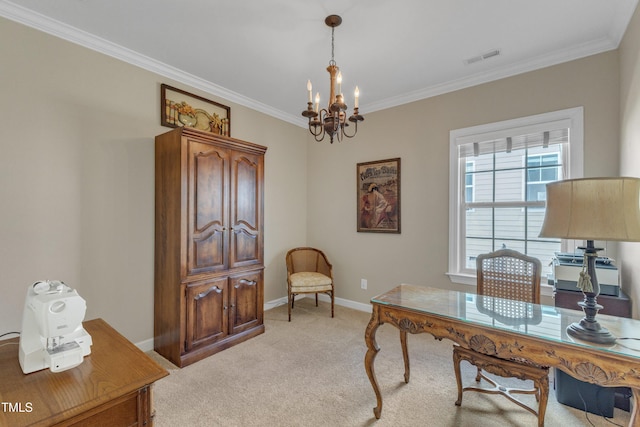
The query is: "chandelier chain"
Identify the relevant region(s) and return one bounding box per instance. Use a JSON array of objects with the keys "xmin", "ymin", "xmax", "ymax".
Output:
[{"xmin": 330, "ymin": 26, "xmax": 336, "ymax": 66}]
